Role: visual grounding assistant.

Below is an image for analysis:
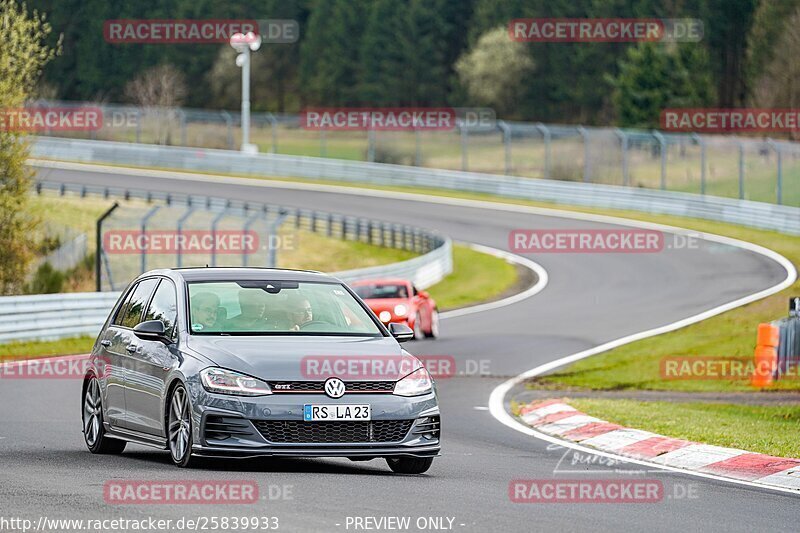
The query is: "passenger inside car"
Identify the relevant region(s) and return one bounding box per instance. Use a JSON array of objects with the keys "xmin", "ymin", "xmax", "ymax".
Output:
[
  {"xmin": 190, "ymin": 292, "xmax": 220, "ymax": 331},
  {"xmin": 228, "ymin": 289, "xmax": 268, "ymax": 331}
]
